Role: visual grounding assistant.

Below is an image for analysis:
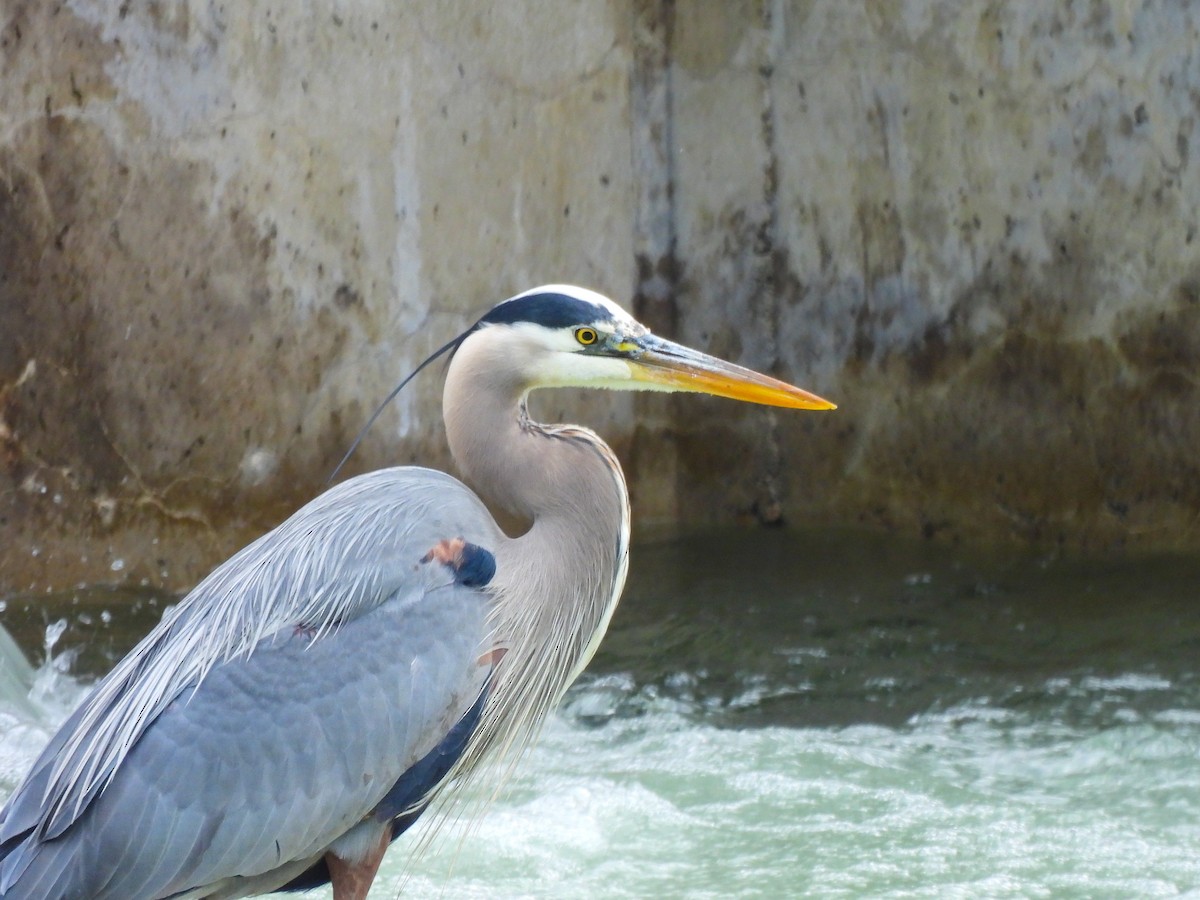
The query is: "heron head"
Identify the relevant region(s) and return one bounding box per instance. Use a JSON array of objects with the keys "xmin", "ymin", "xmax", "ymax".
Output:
[
  {"xmin": 330, "ymin": 285, "xmax": 833, "ymax": 481},
  {"xmin": 470, "ymin": 285, "xmax": 836, "ymax": 410}
]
